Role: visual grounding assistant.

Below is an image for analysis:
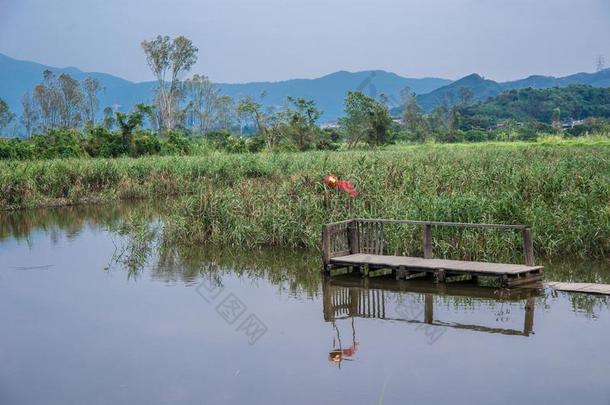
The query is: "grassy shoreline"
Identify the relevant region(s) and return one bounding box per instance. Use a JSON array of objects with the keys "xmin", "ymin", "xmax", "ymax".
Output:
[{"xmin": 1, "ymin": 141, "xmax": 609, "ymax": 259}]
